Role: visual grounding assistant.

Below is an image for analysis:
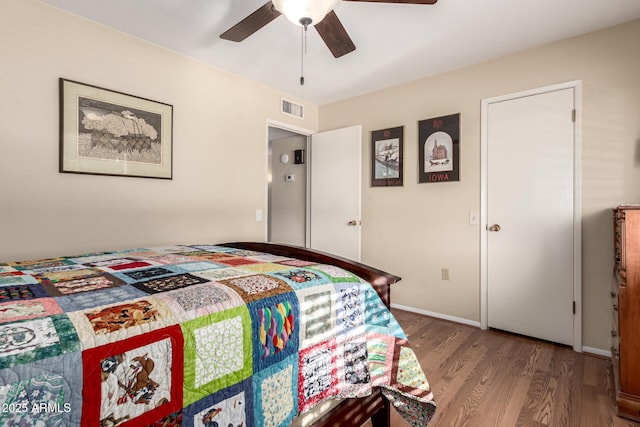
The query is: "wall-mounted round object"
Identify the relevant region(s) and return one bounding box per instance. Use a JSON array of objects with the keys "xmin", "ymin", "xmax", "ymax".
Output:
[{"xmin": 280, "ymin": 153, "xmax": 289, "ymax": 164}]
